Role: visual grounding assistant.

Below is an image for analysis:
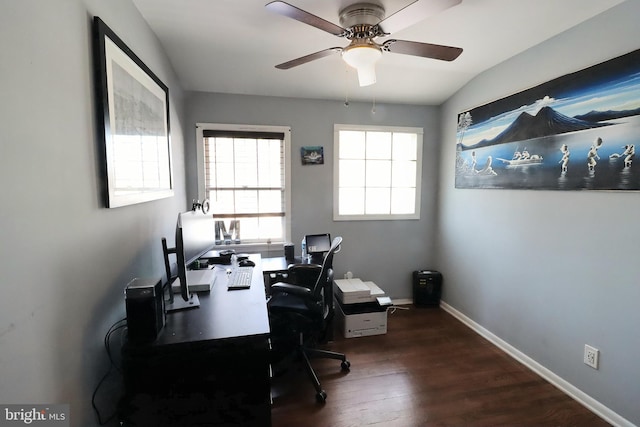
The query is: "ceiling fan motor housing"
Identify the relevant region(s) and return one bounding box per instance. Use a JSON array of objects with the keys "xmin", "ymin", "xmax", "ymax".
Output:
[{"xmin": 339, "ymin": 3, "xmax": 386, "ymax": 36}]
